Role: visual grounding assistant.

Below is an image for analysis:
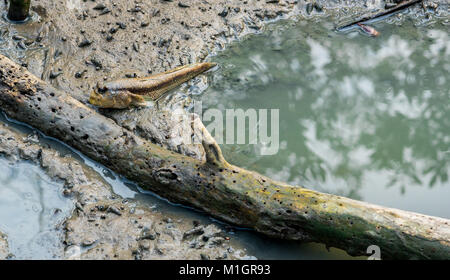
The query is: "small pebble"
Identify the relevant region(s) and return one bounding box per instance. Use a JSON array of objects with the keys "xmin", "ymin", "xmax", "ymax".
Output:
[
  {"xmin": 218, "ymin": 8, "xmax": 229, "ymax": 17},
  {"xmin": 107, "ymin": 206, "xmax": 122, "ymax": 216},
  {"xmin": 78, "ymin": 39, "xmax": 92, "ymax": 48},
  {"xmin": 93, "ymin": 4, "xmax": 107, "ymax": 10},
  {"xmin": 178, "ymin": 2, "xmax": 190, "ymax": 8}
]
